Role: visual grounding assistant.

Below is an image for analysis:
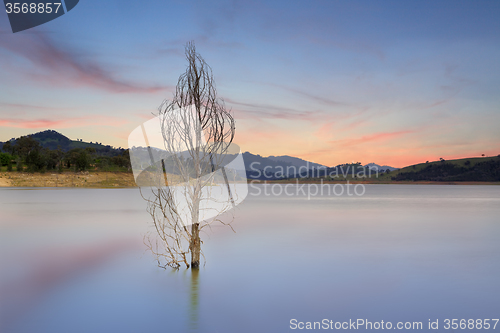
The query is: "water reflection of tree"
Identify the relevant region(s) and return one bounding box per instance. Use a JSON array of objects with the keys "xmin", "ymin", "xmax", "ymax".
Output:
[{"xmin": 188, "ymin": 269, "xmax": 200, "ymax": 332}]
